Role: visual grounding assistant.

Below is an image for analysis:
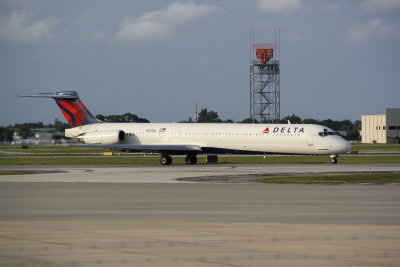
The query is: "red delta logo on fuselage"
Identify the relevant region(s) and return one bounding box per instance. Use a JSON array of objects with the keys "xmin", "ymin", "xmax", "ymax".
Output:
[{"xmin": 262, "ymin": 126, "xmax": 305, "ymax": 134}]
